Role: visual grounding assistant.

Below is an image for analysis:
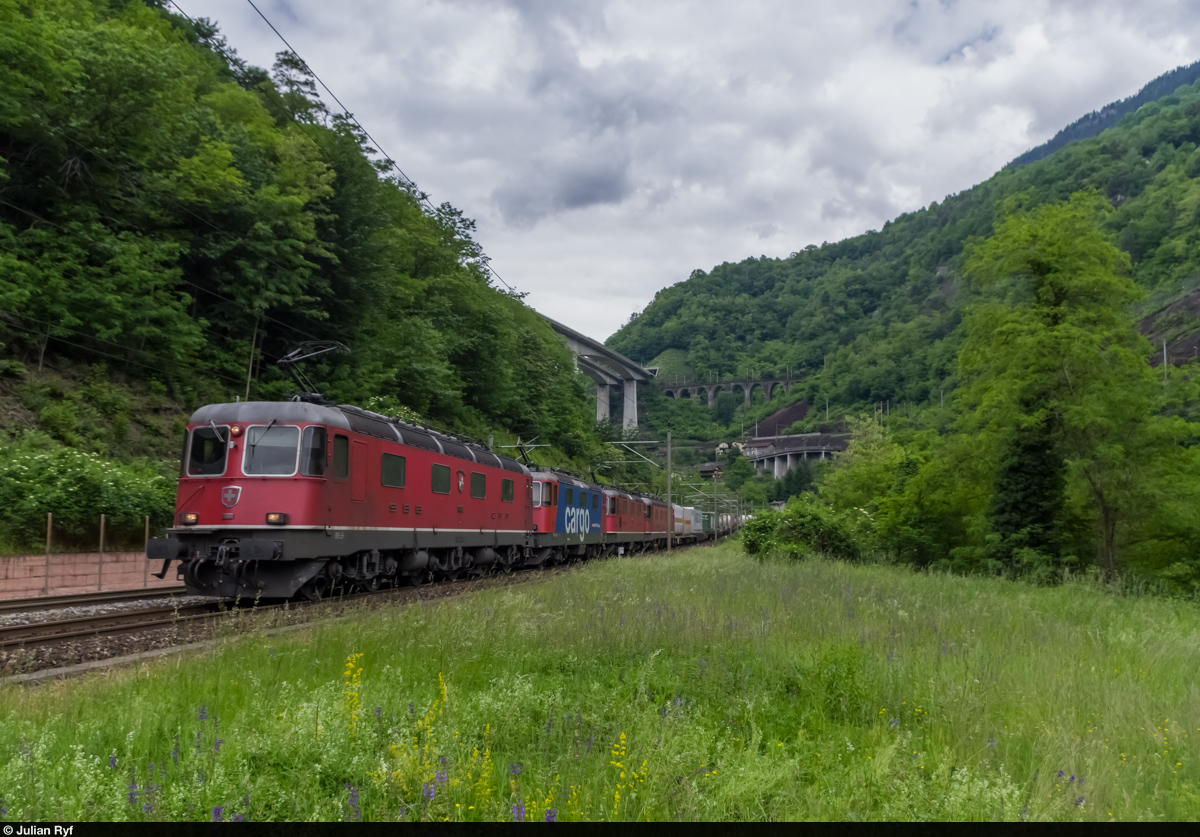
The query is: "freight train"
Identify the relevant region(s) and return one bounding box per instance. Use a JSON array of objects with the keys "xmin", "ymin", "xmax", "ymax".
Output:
[{"xmin": 147, "ymin": 401, "xmax": 737, "ymax": 599}]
